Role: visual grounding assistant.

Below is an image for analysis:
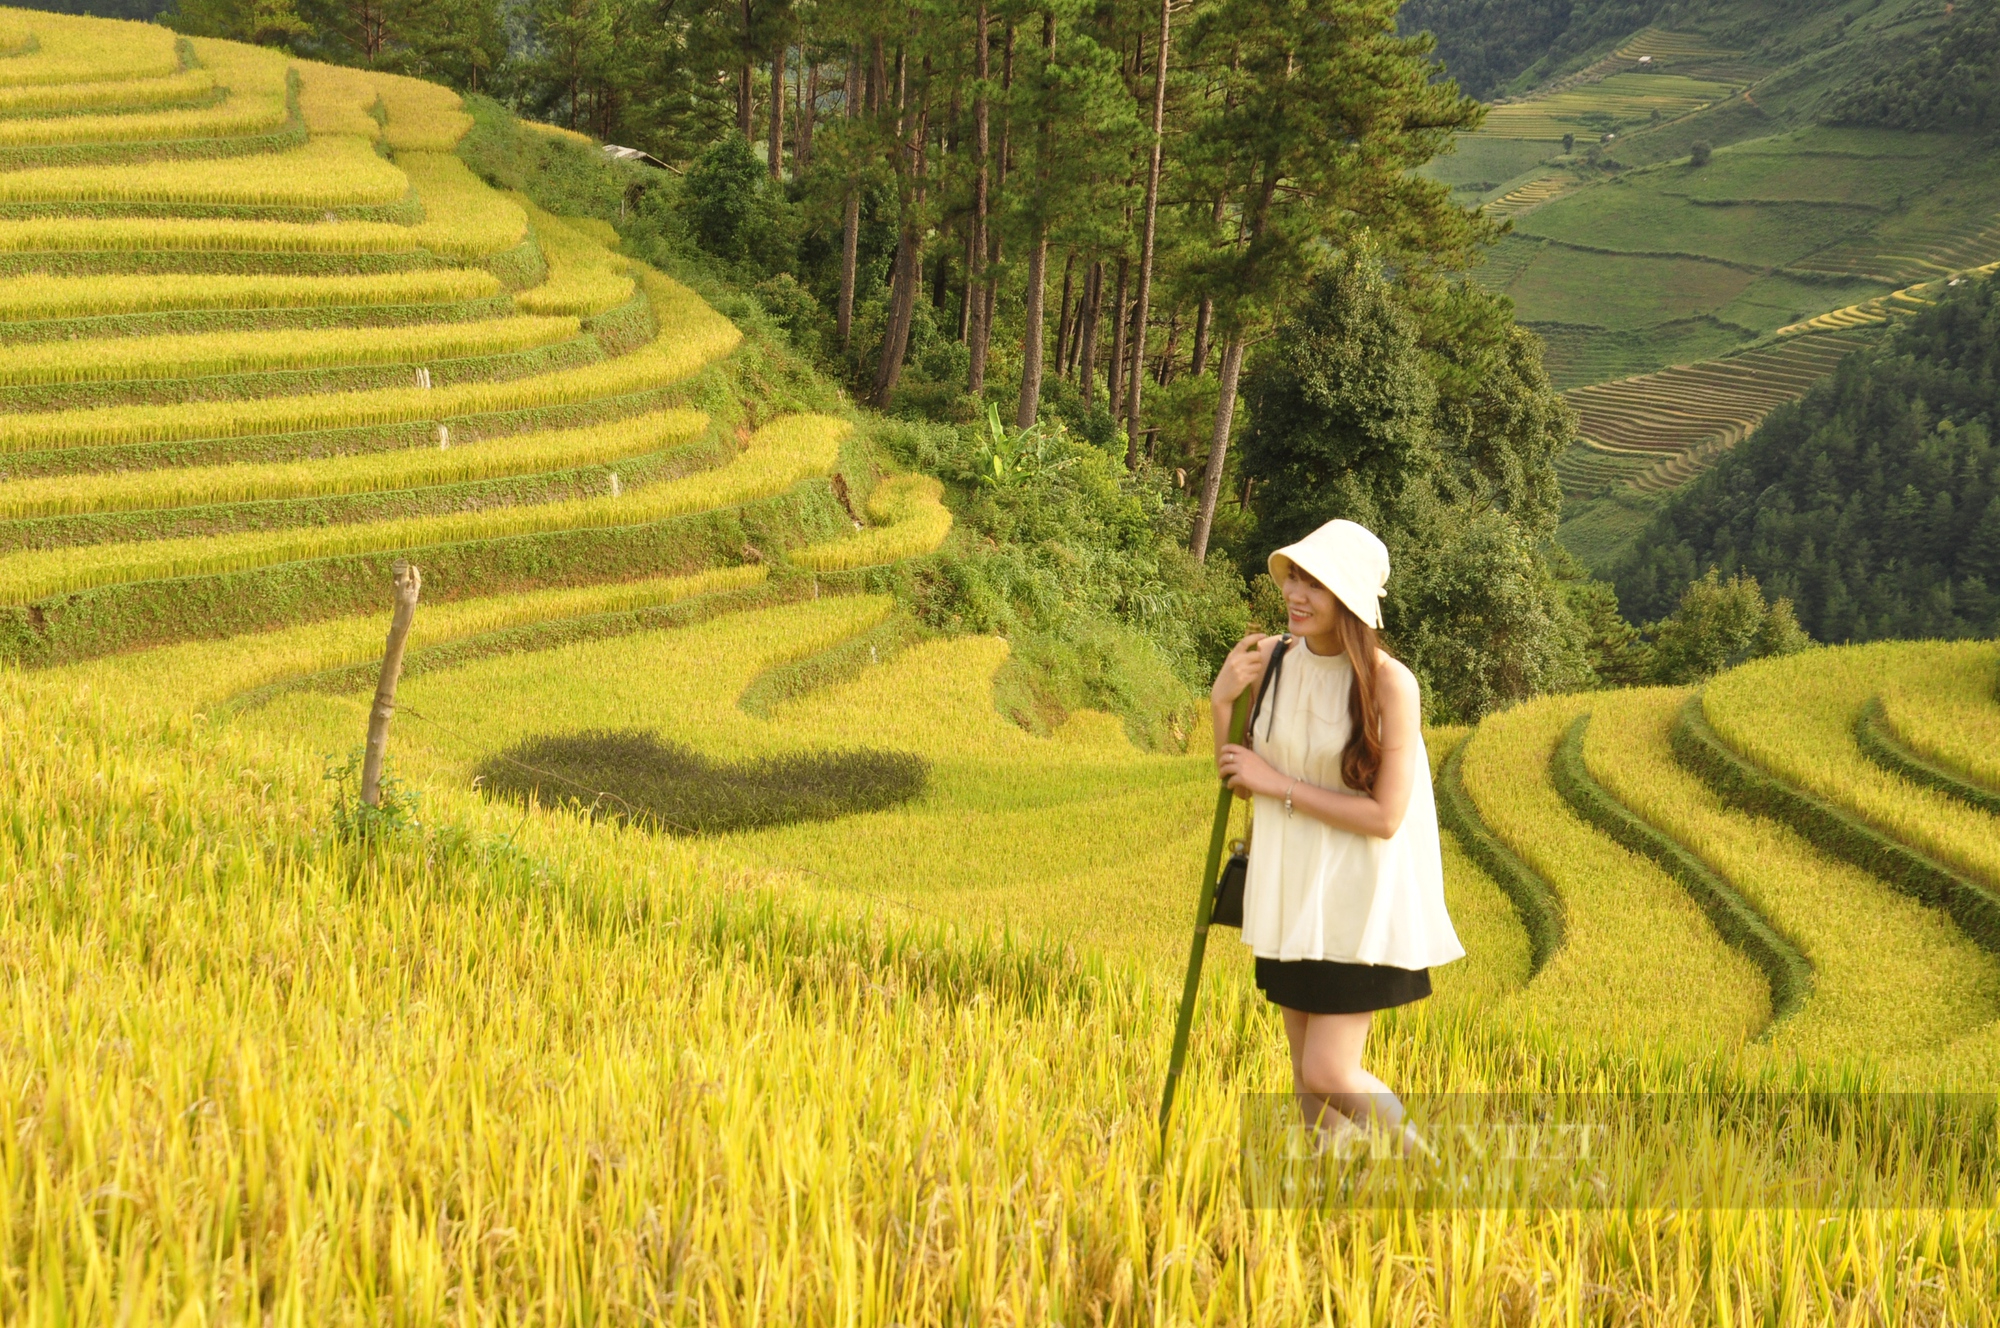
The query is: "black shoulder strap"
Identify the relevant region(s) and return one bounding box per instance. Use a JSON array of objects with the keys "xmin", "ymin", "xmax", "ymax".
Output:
[{"xmin": 1245, "ymin": 635, "xmax": 1291, "ymax": 748}]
